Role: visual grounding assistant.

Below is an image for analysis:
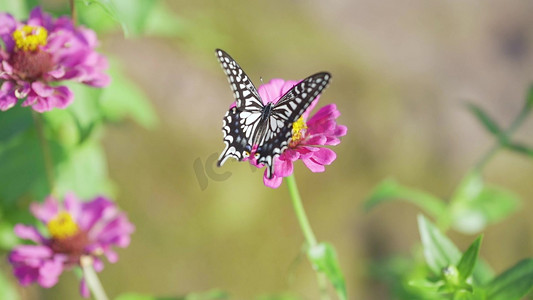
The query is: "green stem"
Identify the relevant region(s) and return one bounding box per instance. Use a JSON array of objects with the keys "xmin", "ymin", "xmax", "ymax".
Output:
[
  {"xmin": 81, "ymin": 256, "xmax": 109, "ymax": 300},
  {"xmin": 32, "ymin": 112, "xmax": 55, "ymax": 194},
  {"xmin": 70, "ymin": 0, "xmax": 77, "ymax": 25},
  {"xmin": 286, "ymin": 175, "xmax": 329, "ymax": 300},
  {"xmin": 286, "ymin": 175, "xmax": 317, "ymax": 246},
  {"xmin": 473, "ymin": 103, "xmax": 531, "ymax": 173}
]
